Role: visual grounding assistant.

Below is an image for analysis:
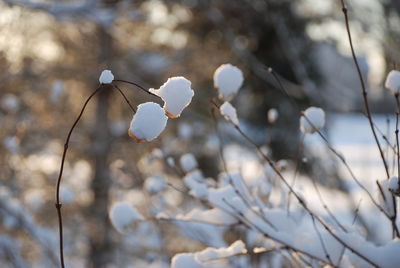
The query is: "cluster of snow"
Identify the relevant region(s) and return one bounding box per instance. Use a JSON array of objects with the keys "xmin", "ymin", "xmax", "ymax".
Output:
[
  {"xmin": 171, "ymin": 240, "xmax": 246, "ymax": 268},
  {"xmin": 150, "ymin": 76, "xmax": 194, "ymax": 118},
  {"xmin": 300, "ymin": 106, "xmax": 325, "ymax": 134},
  {"xmin": 128, "ymin": 102, "xmax": 168, "ymax": 143},
  {"xmin": 99, "ymin": 70, "xmax": 114, "ymax": 84},
  {"xmin": 144, "ymin": 175, "xmax": 166, "ymax": 194},
  {"xmin": 213, "ymin": 64, "xmax": 243, "ymax": 100},
  {"xmin": 385, "ymin": 70, "xmax": 400, "ymax": 94},
  {"xmin": 180, "ymin": 153, "xmax": 198, "ymax": 172},
  {"xmin": 109, "ymin": 202, "xmax": 144, "ymax": 233},
  {"xmin": 268, "ymin": 108, "xmax": 279, "ymax": 123},
  {"xmin": 220, "ymin": 102, "xmax": 239, "ymax": 126}
]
